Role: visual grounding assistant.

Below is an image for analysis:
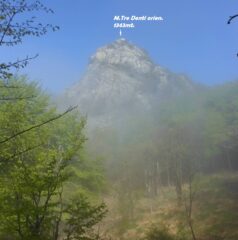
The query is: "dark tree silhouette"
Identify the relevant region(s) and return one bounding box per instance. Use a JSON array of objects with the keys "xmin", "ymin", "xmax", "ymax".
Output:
[
  {"xmin": 227, "ymin": 14, "xmax": 238, "ymax": 56},
  {"xmin": 0, "ymin": 0, "xmax": 59, "ymax": 79},
  {"xmin": 227, "ymin": 14, "xmax": 238, "ymax": 24}
]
